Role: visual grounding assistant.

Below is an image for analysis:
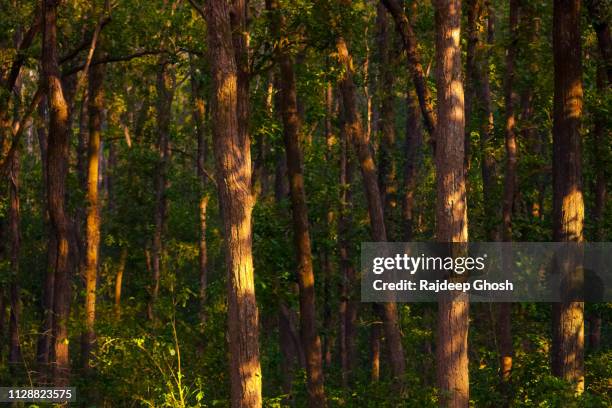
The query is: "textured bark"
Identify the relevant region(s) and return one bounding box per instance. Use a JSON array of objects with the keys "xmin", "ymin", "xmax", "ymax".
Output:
[
  {"xmin": 552, "ymin": 0, "xmax": 585, "ymax": 395},
  {"xmin": 36, "ymin": 100, "xmax": 55, "ymax": 381},
  {"xmin": 376, "ymin": 4, "xmax": 398, "ymax": 233},
  {"xmin": 149, "ymin": 60, "xmax": 175, "ymax": 320},
  {"xmin": 339, "ymin": 110, "xmax": 357, "ymax": 387},
  {"xmin": 267, "ymin": 1, "xmax": 326, "ymax": 404},
  {"xmin": 336, "ymin": 36, "xmax": 406, "ymax": 384},
  {"xmin": 498, "ymin": 0, "xmax": 519, "ymax": 384},
  {"xmin": 381, "ymin": 0, "xmax": 436, "ymax": 136},
  {"xmin": 433, "ymin": 1, "xmax": 470, "ymax": 406},
  {"xmin": 82, "ymin": 60, "xmax": 105, "ymax": 371},
  {"xmin": 480, "ymin": 1, "xmax": 497, "ymax": 239},
  {"xmin": 42, "ymin": 0, "xmax": 73, "ymax": 386},
  {"xmin": 205, "ymin": 1, "xmax": 262, "ymax": 406},
  {"xmin": 464, "ymin": 0, "xmax": 480, "ymax": 170}
]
